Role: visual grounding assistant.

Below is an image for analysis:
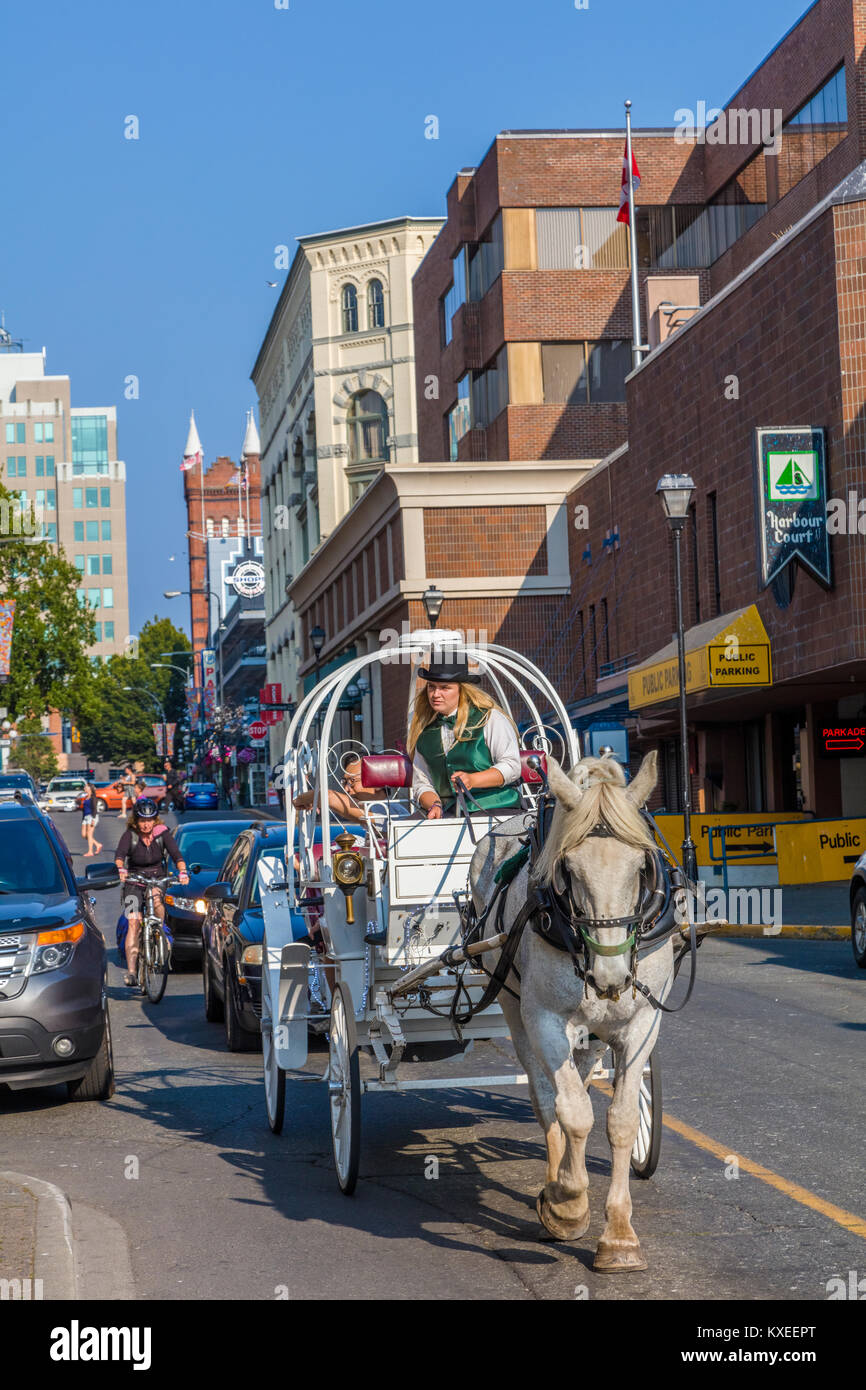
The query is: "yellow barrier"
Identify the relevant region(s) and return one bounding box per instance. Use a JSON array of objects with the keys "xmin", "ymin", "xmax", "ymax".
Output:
[
  {"xmin": 654, "ymin": 813, "xmax": 808, "ymax": 867},
  {"xmin": 775, "ymin": 819, "xmax": 866, "ymax": 883}
]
